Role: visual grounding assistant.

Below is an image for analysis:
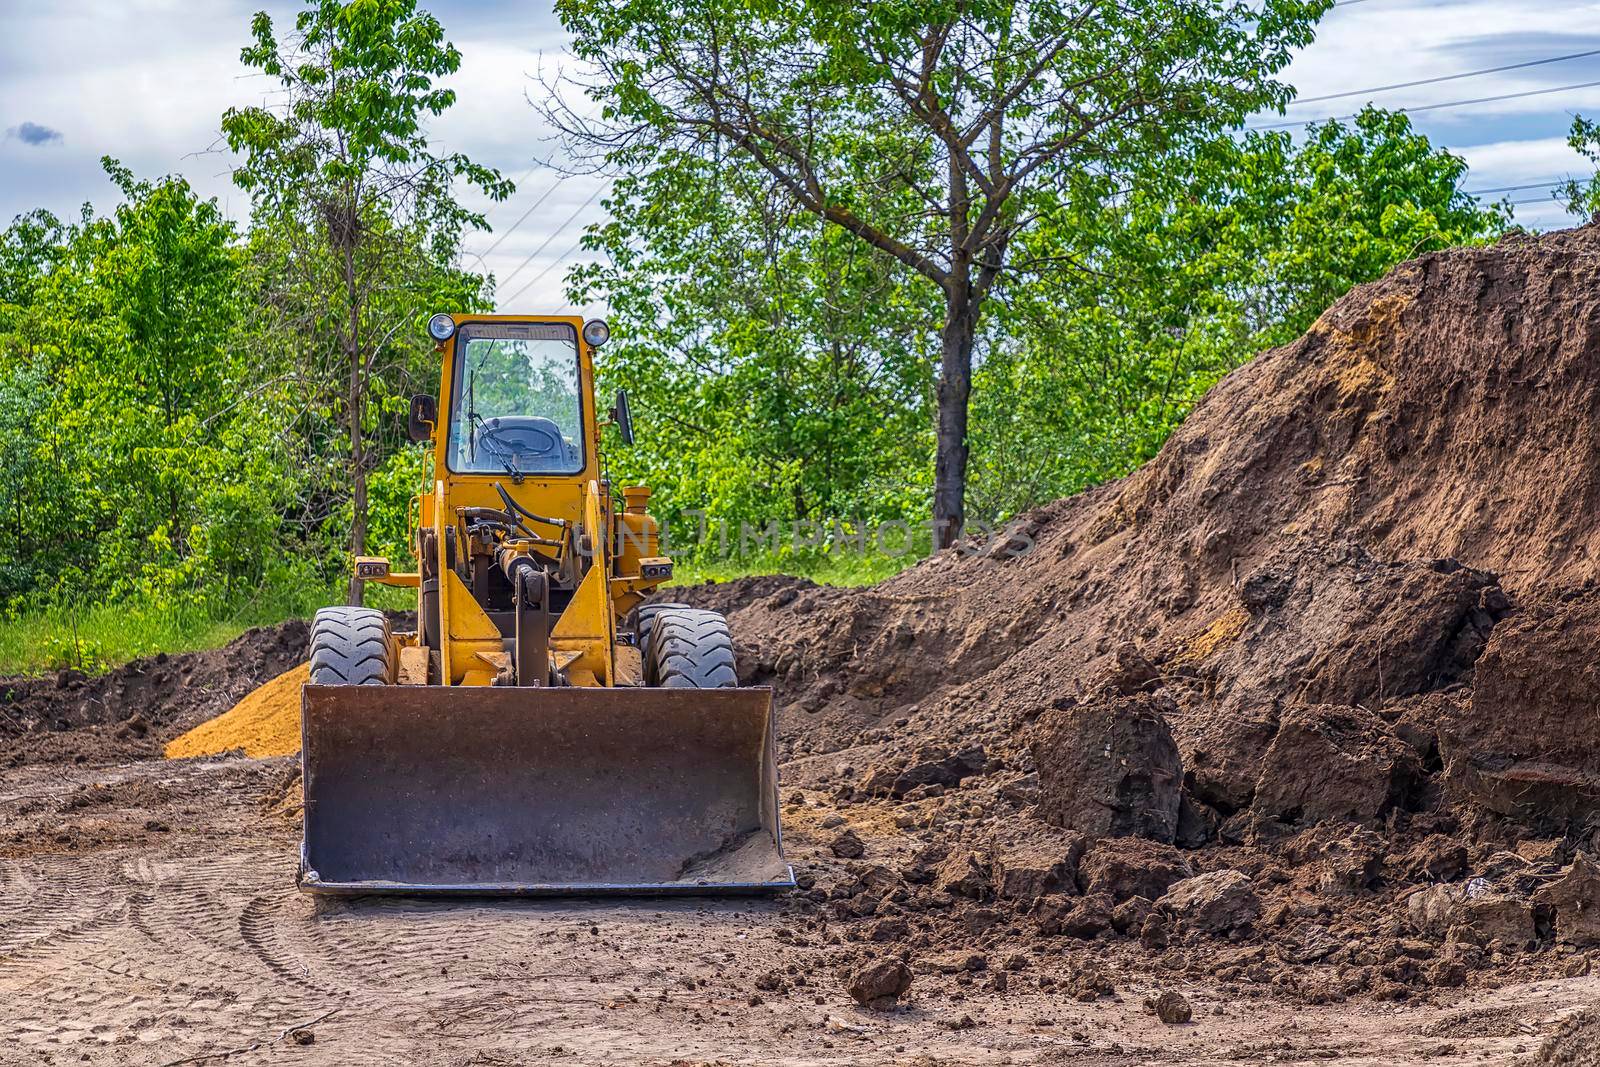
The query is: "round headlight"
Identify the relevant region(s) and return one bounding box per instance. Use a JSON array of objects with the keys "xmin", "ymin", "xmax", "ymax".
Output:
[
  {"xmin": 582, "ymin": 318, "xmax": 611, "ymax": 347},
  {"xmin": 427, "ymin": 313, "xmax": 456, "ymax": 342}
]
